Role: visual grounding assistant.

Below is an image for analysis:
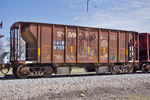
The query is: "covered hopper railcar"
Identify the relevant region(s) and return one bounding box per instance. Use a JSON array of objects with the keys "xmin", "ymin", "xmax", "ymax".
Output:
[{"xmin": 10, "ymin": 22, "xmax": 139, "ymax": 78}]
